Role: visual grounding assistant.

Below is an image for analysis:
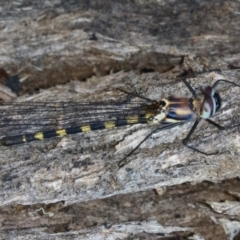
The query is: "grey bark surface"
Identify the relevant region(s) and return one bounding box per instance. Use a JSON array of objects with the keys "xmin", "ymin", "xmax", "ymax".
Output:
[{"xmin": 0, "ymin": 1, "xmax": 240, "ymax": 239}]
